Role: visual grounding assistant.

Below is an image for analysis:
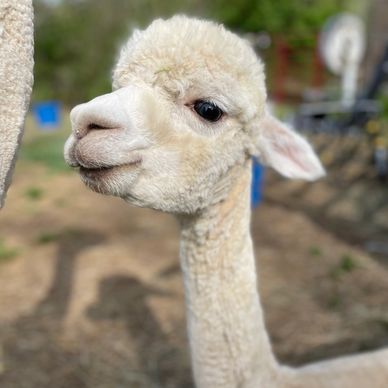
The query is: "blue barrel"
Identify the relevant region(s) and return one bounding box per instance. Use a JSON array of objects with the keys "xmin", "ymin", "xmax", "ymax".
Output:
[
  {"xmin": 251, "ymin": 159, "xmax": 265, "ymax": 208},
  {"xmin": 33, "ymin": 101, "xmax": 61, "ymax": 129}
]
